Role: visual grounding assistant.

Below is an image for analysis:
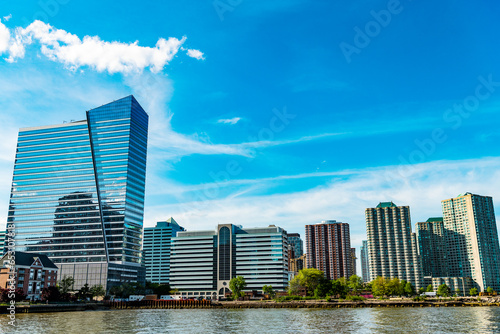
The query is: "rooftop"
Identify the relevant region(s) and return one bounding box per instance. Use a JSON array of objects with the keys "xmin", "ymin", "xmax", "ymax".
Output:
[
  {"xmin": 376, "ymin": 202, "xmax": 397, "ymax": 208},
  {"xmin": 426, "ymin": 217, "xmax": 443, "ymax": 223}
]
